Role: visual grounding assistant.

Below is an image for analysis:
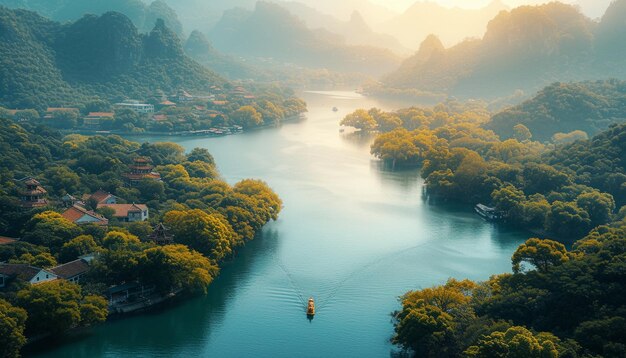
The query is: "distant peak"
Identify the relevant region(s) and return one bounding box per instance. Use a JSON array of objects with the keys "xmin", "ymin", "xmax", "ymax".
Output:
[{"xmin": 420, "ymin": 34, "xmax": 445, "ymax": 52}]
